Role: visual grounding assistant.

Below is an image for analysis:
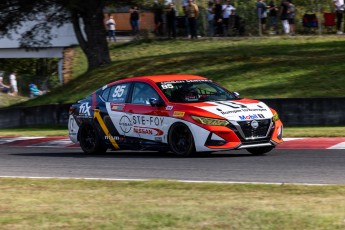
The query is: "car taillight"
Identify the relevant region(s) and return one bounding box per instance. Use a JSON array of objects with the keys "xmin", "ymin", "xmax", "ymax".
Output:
[{"xmin": 69, "ymin": 107, "xmax": 76, "ymax": 115}]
